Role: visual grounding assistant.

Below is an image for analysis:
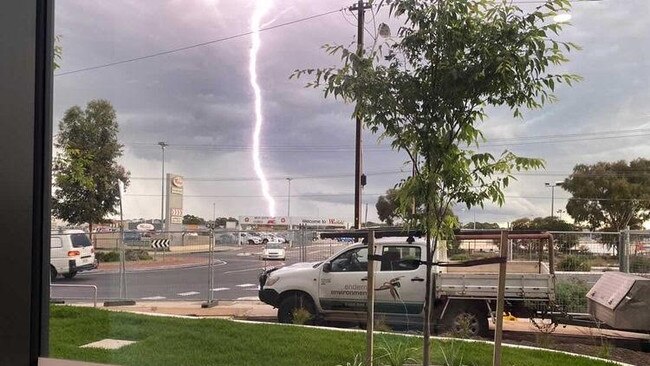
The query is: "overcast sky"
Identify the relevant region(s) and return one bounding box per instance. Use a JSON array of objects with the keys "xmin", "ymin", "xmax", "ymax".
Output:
[{"xmin": 53, "ymin": 0, "xmax": 650, "ymax": 227}]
